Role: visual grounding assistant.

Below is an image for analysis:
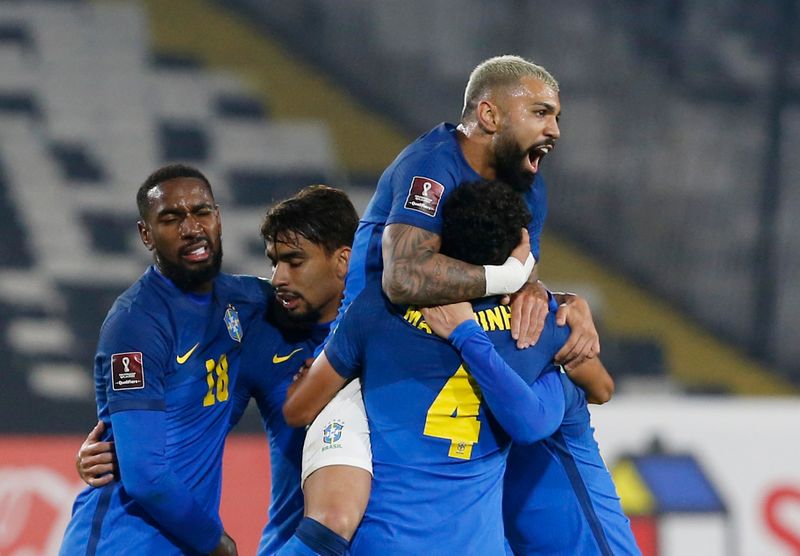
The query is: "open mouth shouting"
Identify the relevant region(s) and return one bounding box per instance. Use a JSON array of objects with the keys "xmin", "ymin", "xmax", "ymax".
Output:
[{"xmin": 526, "ymin": 143, "xmax": 554, "ymax": 175}]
